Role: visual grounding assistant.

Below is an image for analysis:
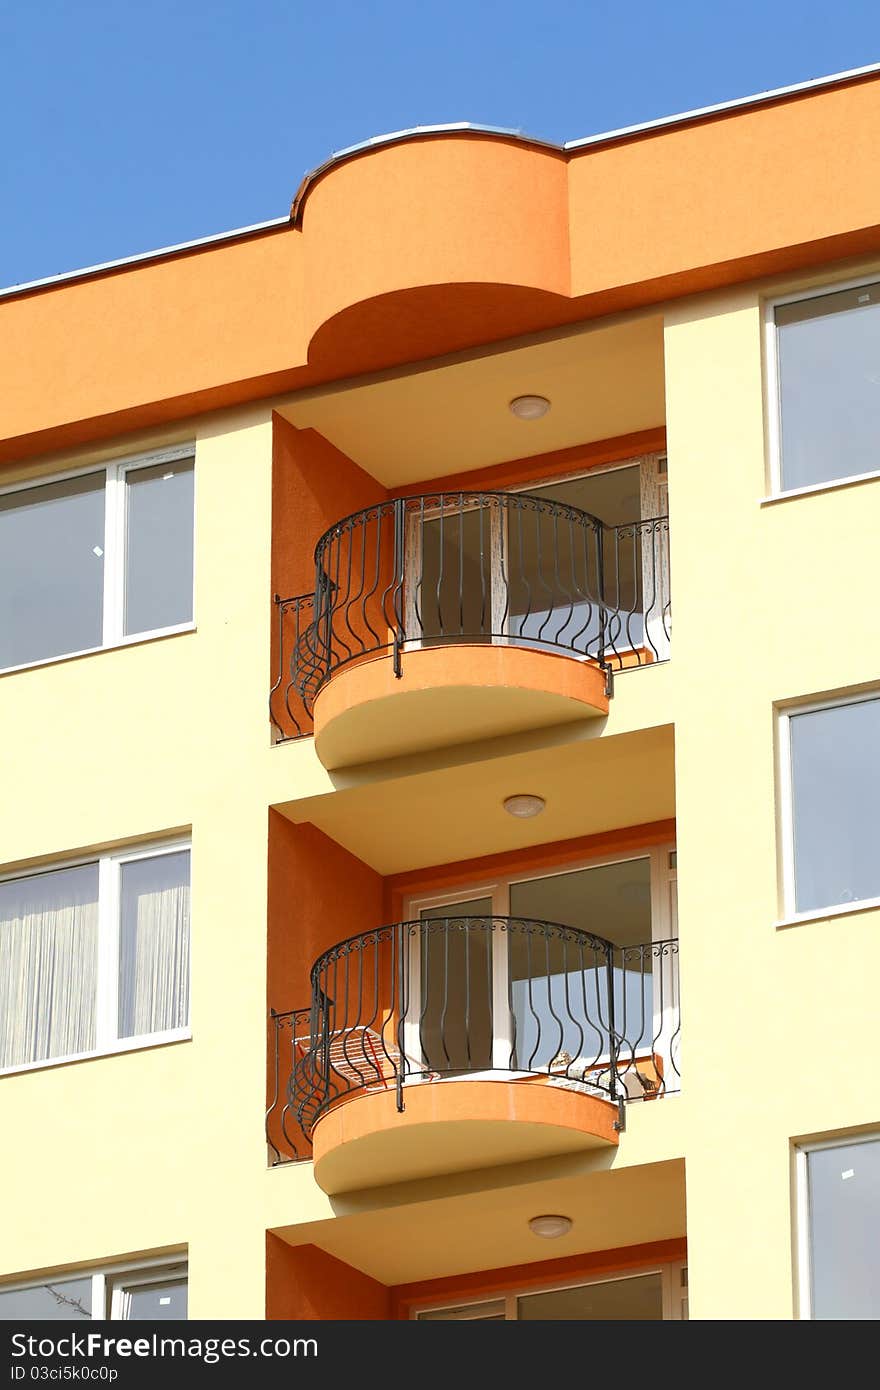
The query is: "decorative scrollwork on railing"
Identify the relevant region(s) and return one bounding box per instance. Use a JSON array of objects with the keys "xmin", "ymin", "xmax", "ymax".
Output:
[
  {"xmin": 266, "ymin": 1008, "xmax": 313, "ymax": 1164},
  {"xmin": 271, "ymin": 491, "xmax": 672, "ymax": 740},
  {"xmin": 284, "ymin": 918, "xmax": 681, "ymax": 1137}
]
